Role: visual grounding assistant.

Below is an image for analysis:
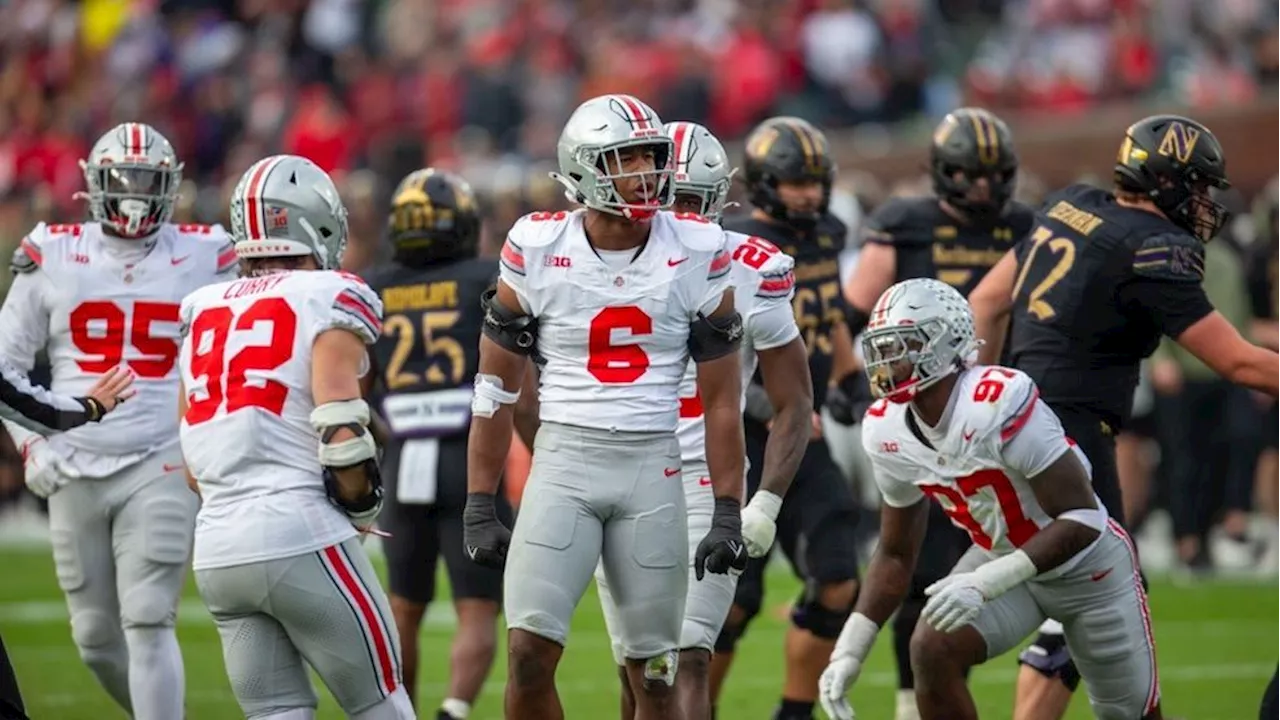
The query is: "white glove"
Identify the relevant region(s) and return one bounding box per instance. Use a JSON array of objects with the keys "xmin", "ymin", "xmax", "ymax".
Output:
[
  {"xmin": 20, "ymin": 437, "xmax": 75, "ymax": 499},
  {"xmin": 818, "ymin": 655, "xmax": 862, "ymax": 720},
  {"xmin": 741, "ymin": 490, "xmax": 782, "ymax": 558},
  {"xmin": 923, "ymin": 551, "xmax": 1038, "ymax": 633}
]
